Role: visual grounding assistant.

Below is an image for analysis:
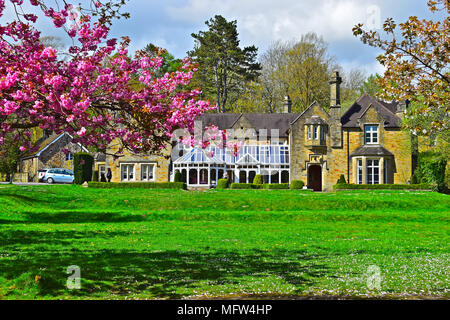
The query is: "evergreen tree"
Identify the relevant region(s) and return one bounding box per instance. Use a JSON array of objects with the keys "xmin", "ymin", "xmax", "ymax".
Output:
[{"xmin": 189, "ymin": 15, "xmax": 261, "ymax": 112}]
